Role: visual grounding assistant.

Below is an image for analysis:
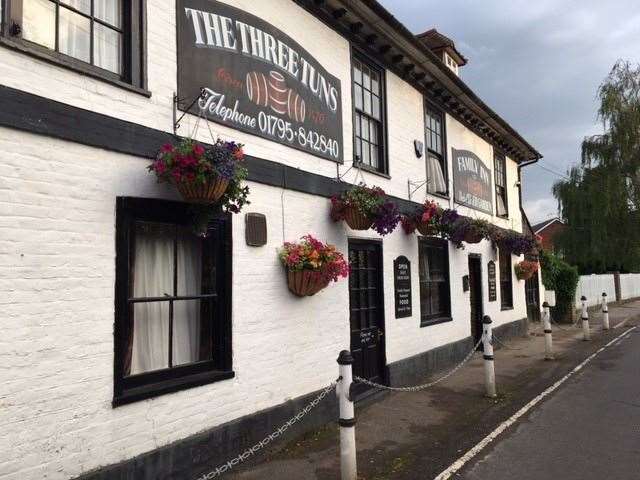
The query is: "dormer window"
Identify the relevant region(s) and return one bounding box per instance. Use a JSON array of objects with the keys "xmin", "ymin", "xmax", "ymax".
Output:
[{"xmin": 444, "ymin": 52, "xmax": 459, "ymax": 75}]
